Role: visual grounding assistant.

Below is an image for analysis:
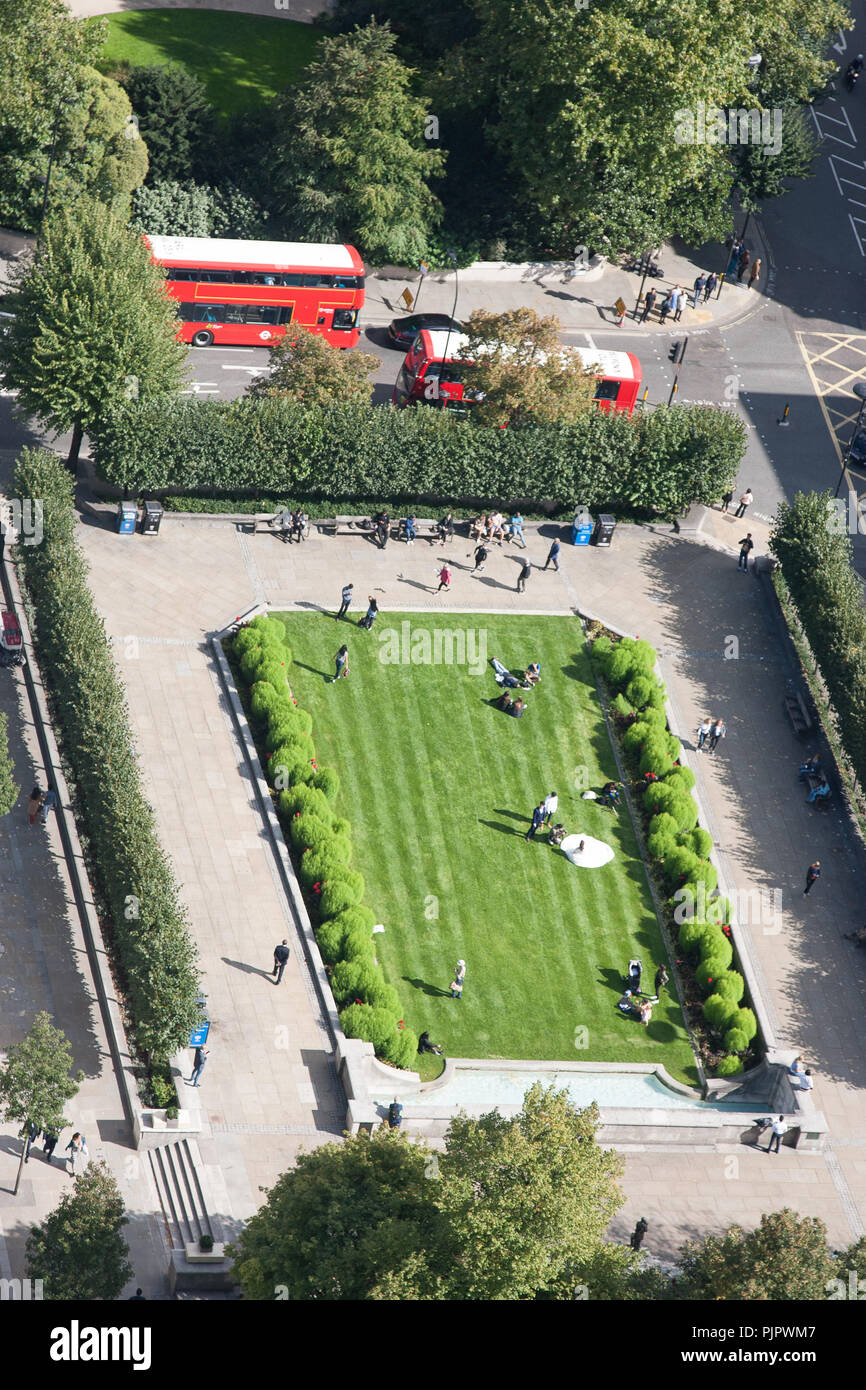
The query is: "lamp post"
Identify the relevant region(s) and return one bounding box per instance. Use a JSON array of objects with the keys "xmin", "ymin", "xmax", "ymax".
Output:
[
  {"xmin": 835, "ymin": 380, "xmax": 866, "ymax": 497},
  {"xmin": 438, "ymin": 249, "xmax": 459, "ymax": 408},
  {"xmin": 39, "ymin": 95, "xmax": 78, "ymax": 242}
]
